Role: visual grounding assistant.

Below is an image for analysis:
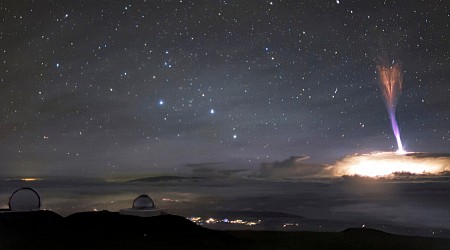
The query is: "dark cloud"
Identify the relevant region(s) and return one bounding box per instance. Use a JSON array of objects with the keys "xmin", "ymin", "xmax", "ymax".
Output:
[
  {"xmin": 256, "ymin": 156, "xmax": 328, "ymax": 179},
  {"xmin": 184, "ymin": 162, "xmax": 249, "ymax": 178}
]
